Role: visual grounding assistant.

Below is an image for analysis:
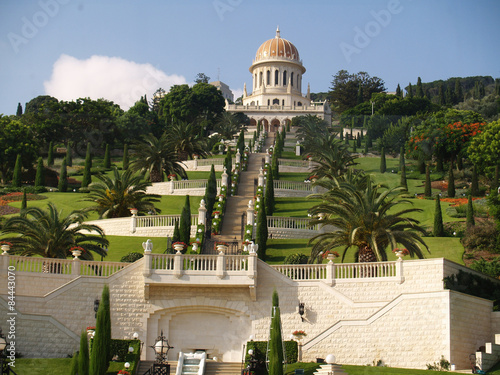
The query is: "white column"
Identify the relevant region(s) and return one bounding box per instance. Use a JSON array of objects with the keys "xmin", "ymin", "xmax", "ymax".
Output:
[{"xmin": 198, "ymin": 199, "xmax": 207, "ymax": 226}]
